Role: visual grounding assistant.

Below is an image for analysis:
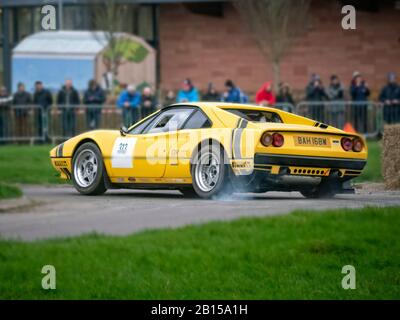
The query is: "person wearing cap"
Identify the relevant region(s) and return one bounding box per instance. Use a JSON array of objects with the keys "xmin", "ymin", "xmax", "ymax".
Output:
[
  {"xmin": 221, "ymin": 80, "xmax": 248, "ymax": 103},
  {"xmin": 379, "ymin": 72, "xmax": 400, "ymax": 124},
  {"xmin": 350, "ymin": 72, "xmax": 370, "ymax": 133},
  {"xmin": 327, "ymin": 75, "xmax": 345, "ymax": 129},
  {"xmin": 176, "ymin": 79, "xmax": 199, "ymax": 103},
  {"xmin": 117, "ymin": 84, "xmax": 142, "ymax": 127}
]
